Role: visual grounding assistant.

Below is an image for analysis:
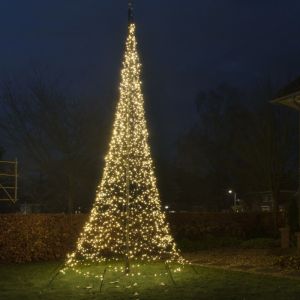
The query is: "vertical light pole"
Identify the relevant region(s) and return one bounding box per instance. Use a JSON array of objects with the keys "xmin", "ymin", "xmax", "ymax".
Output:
[
  {"xmin": 124, "ymin": 0, "xmax": 135, "ymax": 275},
  {"xmin": 228, "ymin": 189, "xmax": 237, "ymax": 207}
]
